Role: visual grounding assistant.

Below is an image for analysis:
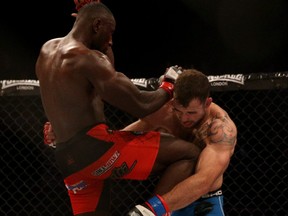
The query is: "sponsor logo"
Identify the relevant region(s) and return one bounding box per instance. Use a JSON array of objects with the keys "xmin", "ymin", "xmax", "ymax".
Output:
[
  {"xmin": 1, "ymin": 80, "xmax": 40, "ymax": 89},
  {"xmin": 1, "ymin": 80, "xmax": 40, "ymax": 95},
  {"xmin": 201, "ymin": 190, "xmax": 223, "ymax": 198},
  {"xmin": 208, "ymin": 74, "xmax": 245, "ymax": 85},
  {"xmin": 131, "ymin": 78, "xmax": 148, "ymax": 88},
  {"xmin": 210, "ymin": 81, "xmax": 228, "ymax": 87},
  {"xmin": 66, "ymin": 180, "xmax": 88, "ymax": 194},
  {"xmin": 111, "ymin": 160, "xmax": 137, "ymax": 179},
  {"xmin": 92, "ymin": 151, "xmax": 120, "ymax": 176}
]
